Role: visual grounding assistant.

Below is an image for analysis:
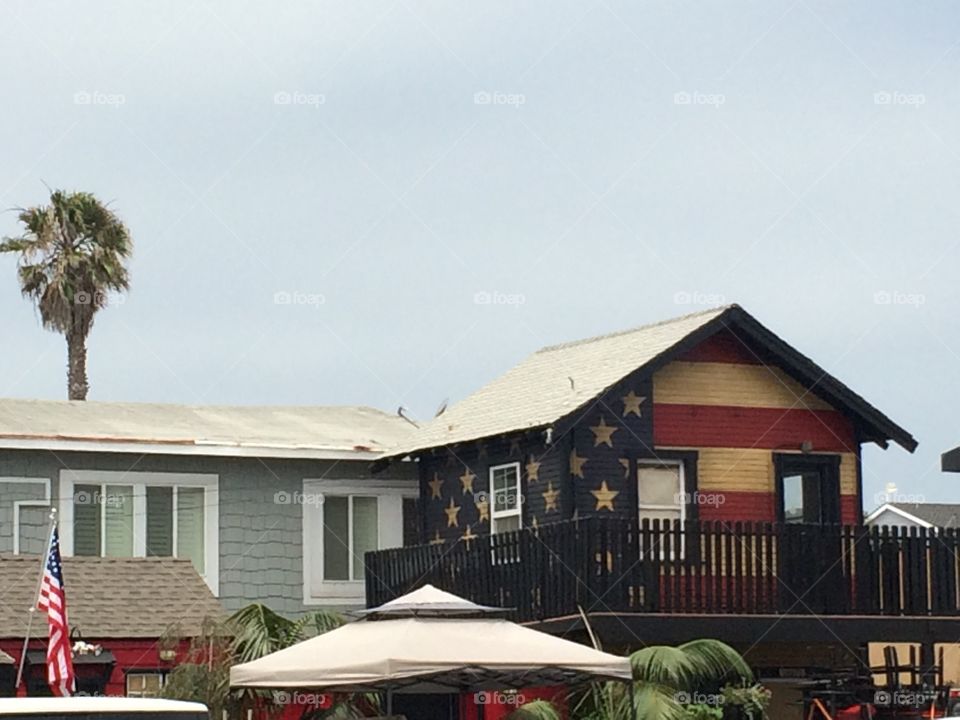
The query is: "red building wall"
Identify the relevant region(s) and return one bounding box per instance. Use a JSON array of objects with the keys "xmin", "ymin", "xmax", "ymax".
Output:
[
  {"xmin": 652, "ymin": 331, "xmax": 861, "ymax": 525},
  {"xmin": 0, "ymin": 637, "xmax": 192, "ymax": 697}
]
